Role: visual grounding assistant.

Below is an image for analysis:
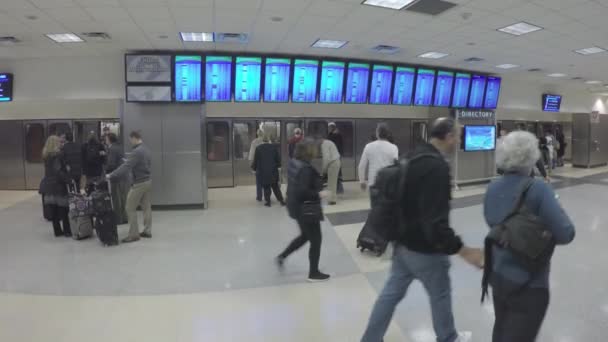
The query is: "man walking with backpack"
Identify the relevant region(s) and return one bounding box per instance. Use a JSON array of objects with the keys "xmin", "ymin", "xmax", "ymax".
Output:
[{"xmin": 361, "ymin": 118, "xmax": 483, "ymax": 342}]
